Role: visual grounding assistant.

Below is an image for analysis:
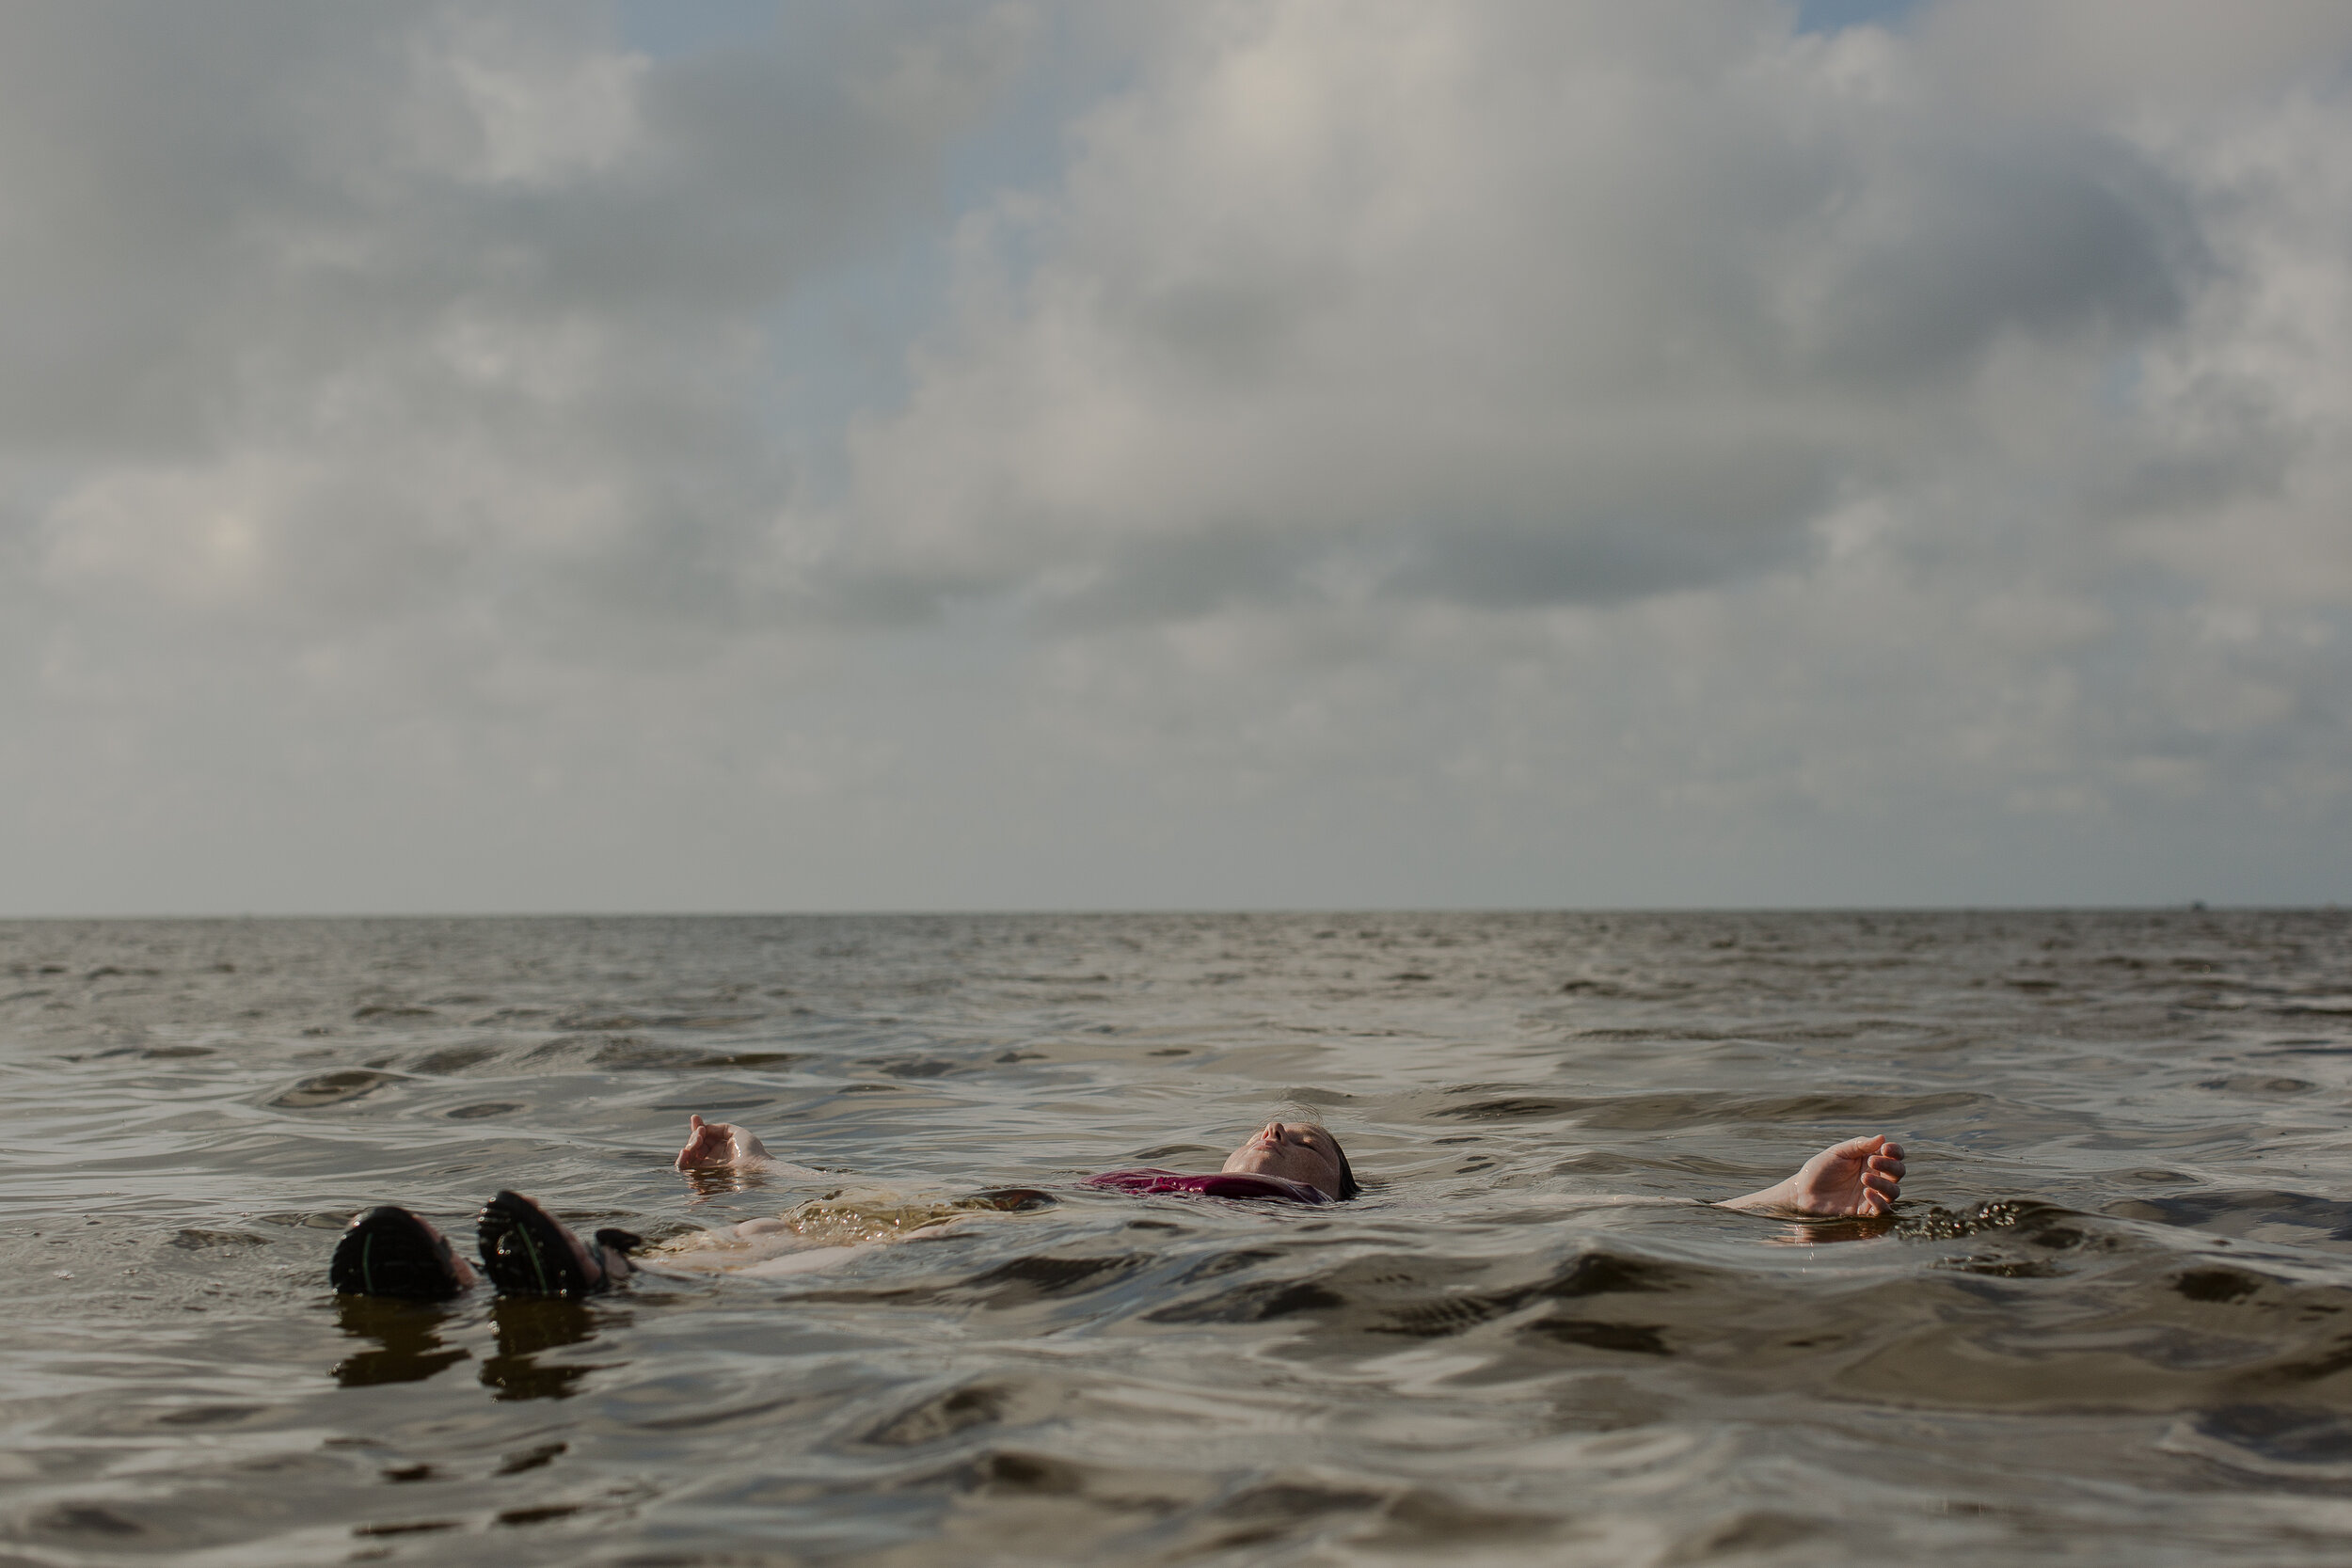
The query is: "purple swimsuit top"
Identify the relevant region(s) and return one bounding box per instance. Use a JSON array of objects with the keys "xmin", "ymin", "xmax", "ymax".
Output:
[{"xmin": 1084, "ymin": 1167, "xmax": 1333, "ymax": 1205}]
